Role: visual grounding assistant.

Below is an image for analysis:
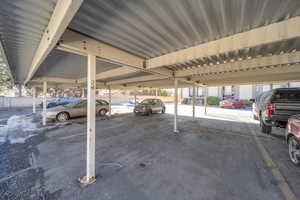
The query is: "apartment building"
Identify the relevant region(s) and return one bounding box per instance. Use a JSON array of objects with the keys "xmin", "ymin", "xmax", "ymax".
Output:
[{"xmin": 181, "ymin": 82, "xmax": 300, "ymax": 100}]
